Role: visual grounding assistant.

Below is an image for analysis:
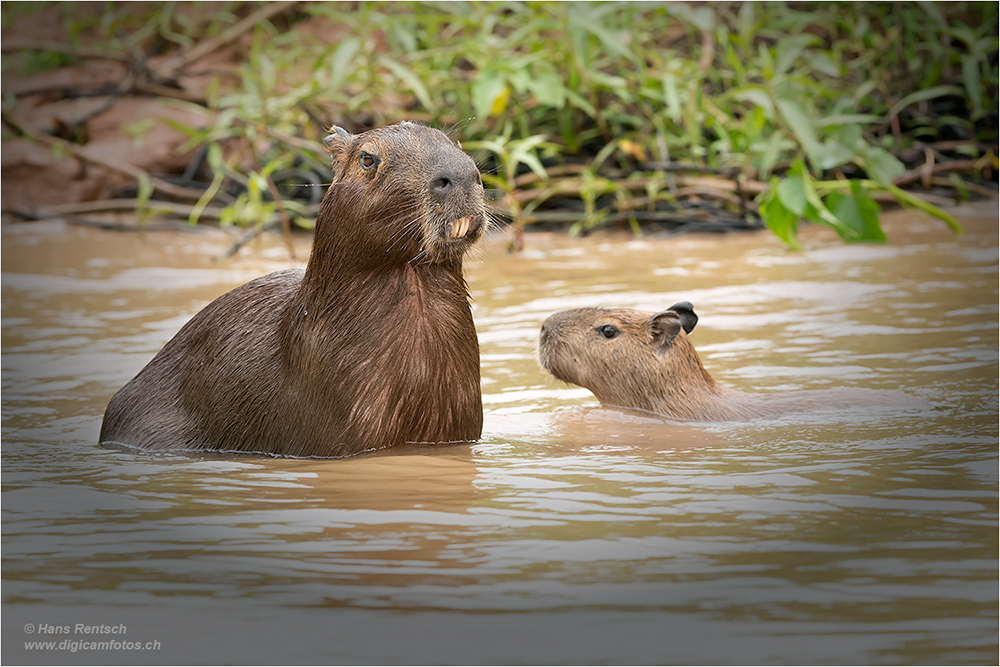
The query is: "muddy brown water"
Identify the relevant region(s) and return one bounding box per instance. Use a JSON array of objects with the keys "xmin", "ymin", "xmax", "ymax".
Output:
[{"xmin": 2, "ymin": 203, "xmax": 997, "ymax": 665}]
